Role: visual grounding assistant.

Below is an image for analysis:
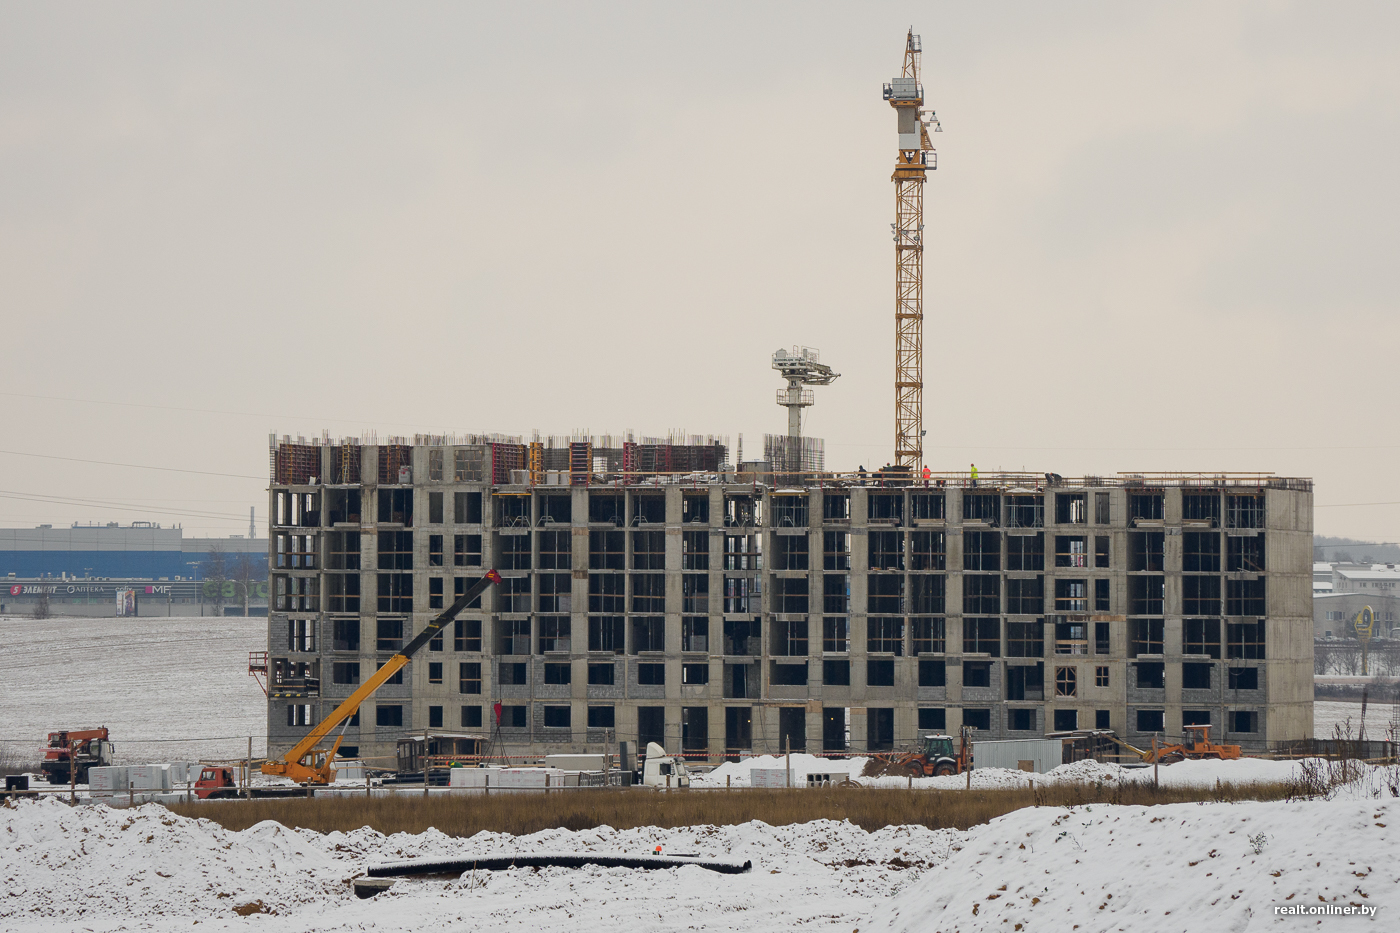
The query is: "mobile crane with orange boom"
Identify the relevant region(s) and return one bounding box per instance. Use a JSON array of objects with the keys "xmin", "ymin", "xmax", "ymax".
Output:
[{"xmin": 260, "ymin": 569, "xmax": 502, "ymax": 786}]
